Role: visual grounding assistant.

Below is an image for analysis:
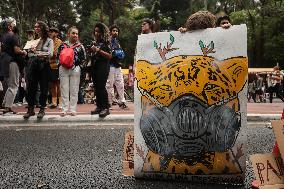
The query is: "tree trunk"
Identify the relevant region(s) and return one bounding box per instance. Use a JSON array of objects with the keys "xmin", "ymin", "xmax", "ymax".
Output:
[
  {"xmin": 255, "ymin": 12, "xmax": 265, "ymax": 67},
  {"xmin": 204, "ymin": 0, "xmax": 207, "ymax": 10},
  {"xmin": 100, "ymin": 2, "xmax": 104, "ymax": 22},
  {"xmin": 247, "ymin": 10, "xmax": 257, "ymax": 67},
  {"xmin": 109, "ymin": 0, "xmax": 115, "ymax": 26}
]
